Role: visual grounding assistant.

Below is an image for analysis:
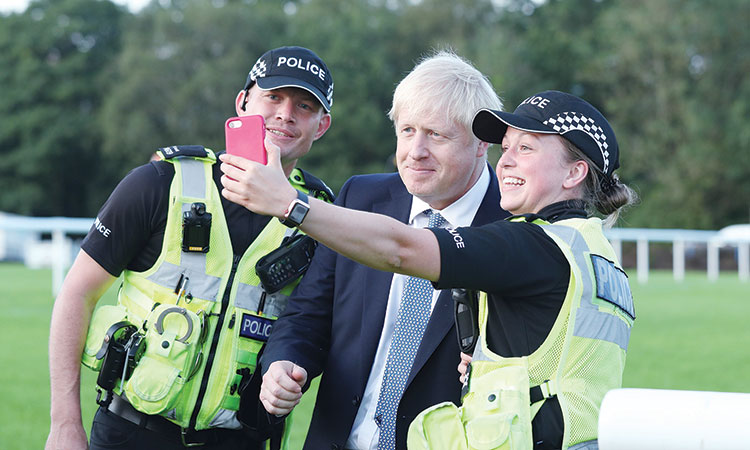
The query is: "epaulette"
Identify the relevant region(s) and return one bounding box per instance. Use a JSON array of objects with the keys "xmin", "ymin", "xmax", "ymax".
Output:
[
  {"xmin": 157, "ymin": 145, "xmax": 210, "ymax": 160},
  {"xmin": 290, "ymin": 168, "xmax": 336, "ymax": 203}
]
